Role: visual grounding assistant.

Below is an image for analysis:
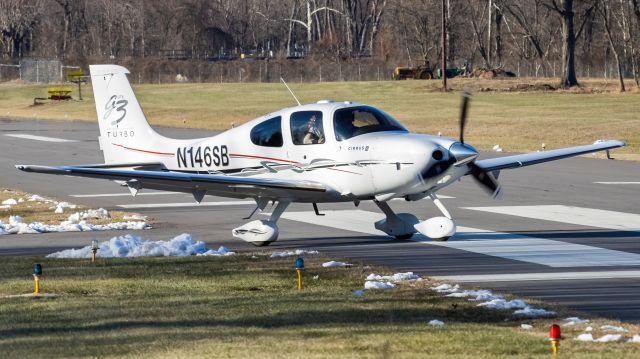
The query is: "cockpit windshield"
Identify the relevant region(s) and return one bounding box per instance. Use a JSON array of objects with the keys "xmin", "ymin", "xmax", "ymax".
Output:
[{"xmin": 333, "ymin": 106, "xmax": 408, "ymax": 141}]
